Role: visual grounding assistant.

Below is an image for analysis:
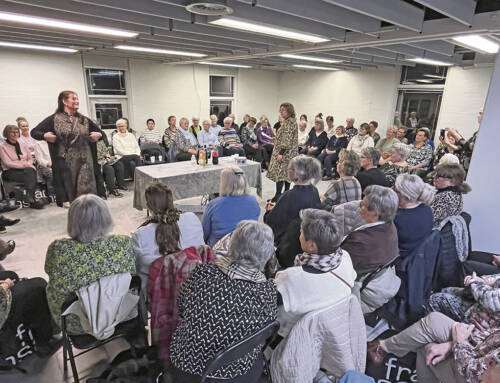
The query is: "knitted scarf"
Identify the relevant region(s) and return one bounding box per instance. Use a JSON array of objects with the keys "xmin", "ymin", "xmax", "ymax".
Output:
[
  {"xmin": 5, "ymin": 139, "xmax": 22, "ymax": 160},
  {"xmin": 294, "ymin": 248, "xmax": 343, "ymax": 272},
  {"xmin": 216, "ymin": 256, "xmax": 267, "ymax": 283}
]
